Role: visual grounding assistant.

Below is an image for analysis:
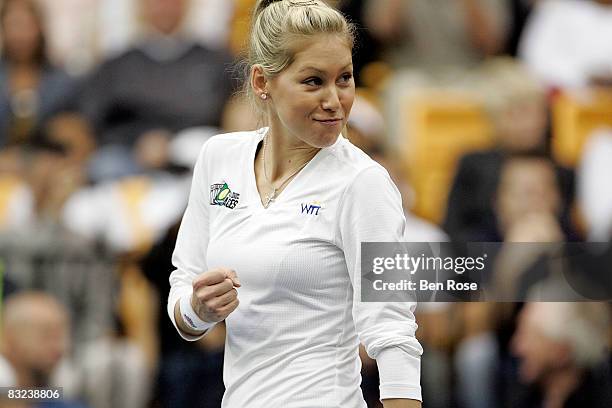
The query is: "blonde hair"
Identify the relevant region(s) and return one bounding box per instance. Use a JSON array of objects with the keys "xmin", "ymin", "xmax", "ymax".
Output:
[
  {"xmin": 478, "ymin": 58, "xmax": 546, "ymax": 120},
  {"xmin": 529, "ymin": 302, "xmax": 610, "ymax": 368},
  {"xmin": 243, "ymin": 0, "xmax": 355, "ymax": 116}
]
